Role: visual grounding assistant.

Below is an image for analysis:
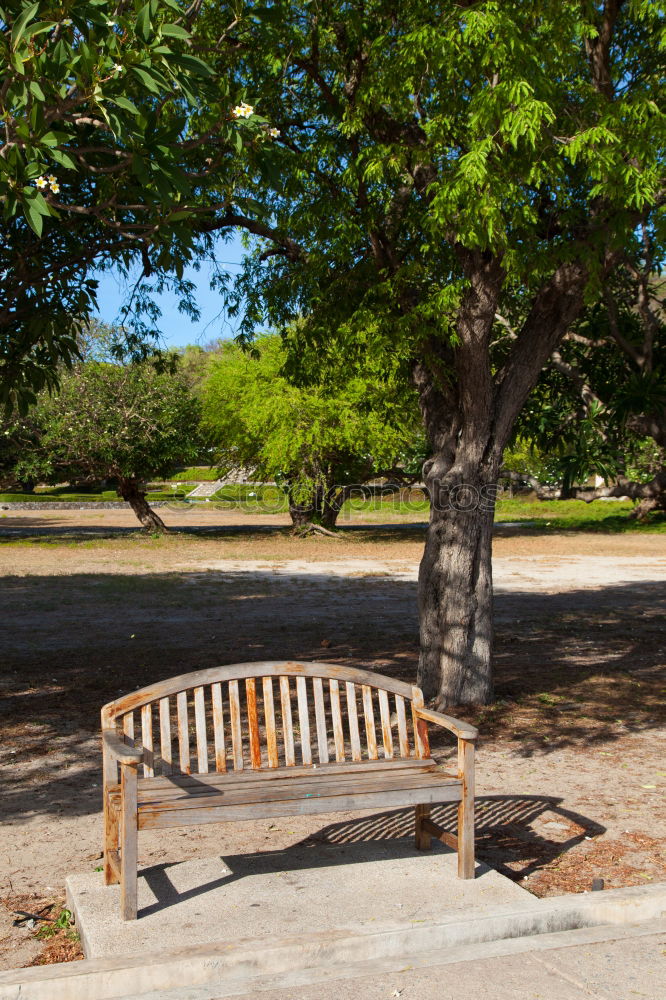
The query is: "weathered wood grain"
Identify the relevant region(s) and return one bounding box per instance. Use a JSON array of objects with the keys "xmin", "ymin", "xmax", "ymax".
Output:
[
  {"xmin": 296, "ymin": 675, "xmax": 312, "ymax": 766},
  {"xmin": 176, "ymin": 691, "xmax": 191, "ymax": 775},
  {"xmin": 194, "ymin": 686, "xmax": 208, "ymax": 774},
  {"xmin": 141, "ymin": 704, "xmax": 154, "ymax": 778},
  {"xmin": 159, "ymin": 698, "xmax": 172, "ymax": 776},
  {"xmin": 246, "ymin": 678, "xmax": 262, "ymax": 770},
  {"xmin": 103, "ymin": 660, "xmax": 417, "ymax": 721},
  {"xmin": 345, "ymin": 682, "xmax": 362, "ymax": 762},
  {"xmin": 263, "ymin": 676, "xmax": 279, "ymax": 768},
  {"xmin": 378, "ymin": 688, "xmax": 394, "ymax": 760},
  {"xmin": 312, "ymin": 677, "xmax": 330, "ymax": 764},
  {"xmin": 211, "ymin": 682, "xmax": 226, "ymax": 773},
  {"xmin": 411, "ymin": 688, "xmax": 430, "ymax": 761},
  {"xmin": 228, "ymin": 679, "xmax": 243, "ymax": 771},
  {"xmin": 395, "ymin": 695, "xmax": 410, "ymax": 758},
  {"xmin": 458, "ymin": 737, "xmax": 475, "ymax": 878},
  {"xmin": 329, "ymin": 678, "xmax": 345, "ymax": 762},
  {"xmin": 362, "ymin": 685, "xmax": 378, "ymax": 761},
  {"xmin": 120, "ymin": 763, "xmax": 138, "ymax": 920},
  {"xmin": 279, "ymin": 675, "xmax": 295, "ymax": 767}
]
